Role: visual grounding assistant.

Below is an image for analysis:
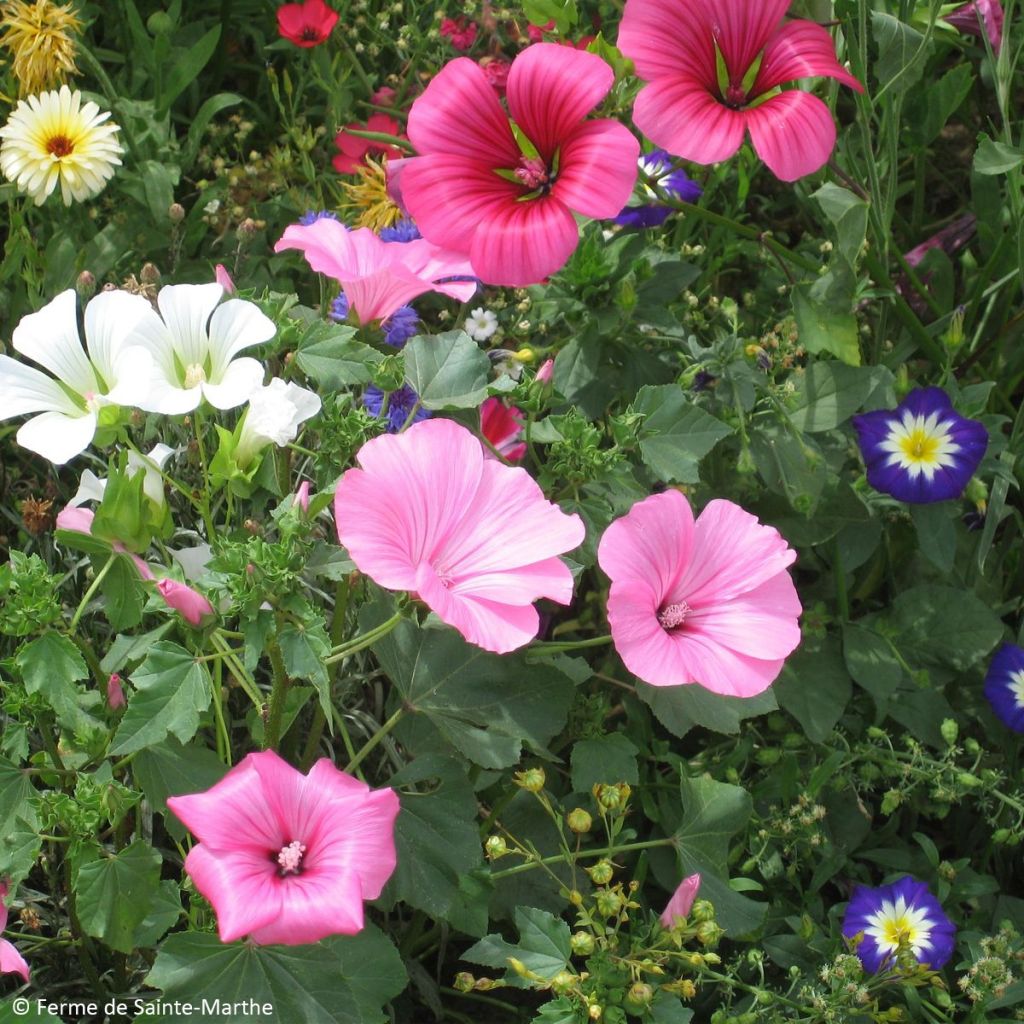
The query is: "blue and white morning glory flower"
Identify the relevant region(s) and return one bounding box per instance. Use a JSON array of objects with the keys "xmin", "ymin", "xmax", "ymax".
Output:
[
  {"xmin": 614, "ymin": 148, "xmax": 703, "ymax": 229},
  {"xmin": 852, "ymin": 387, "xmax": 987, "ymax": 504},
  {"xmin": 984, "ymin": 643, "xmax": 1024, "ymax": 733},
  {"xmin": 842, "ymin": 876, "xmax": 956, "ymax": 973}
]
